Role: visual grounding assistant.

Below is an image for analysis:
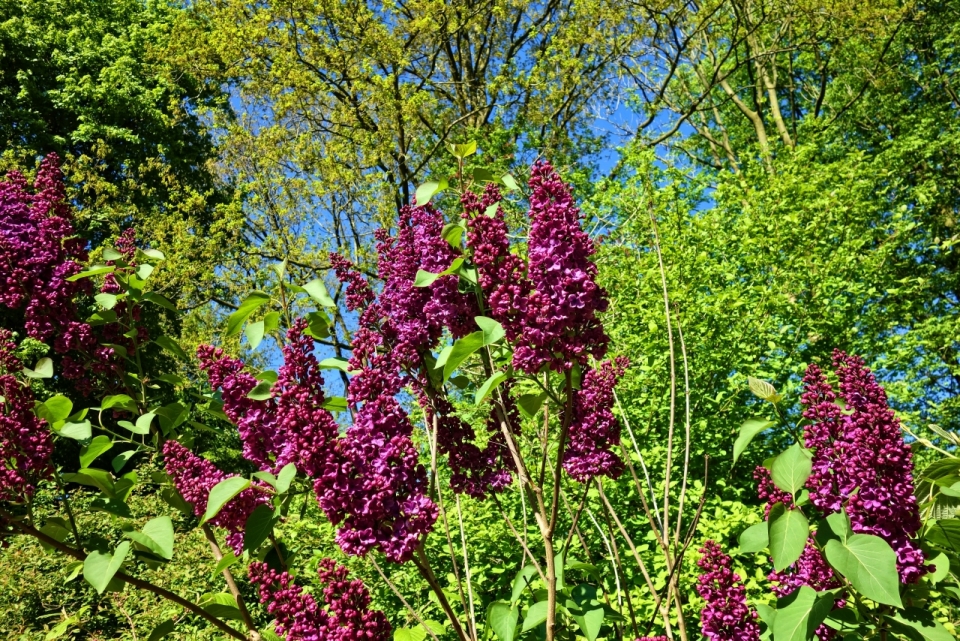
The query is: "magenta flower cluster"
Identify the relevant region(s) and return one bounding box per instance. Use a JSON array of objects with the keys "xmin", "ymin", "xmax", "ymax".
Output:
[
  {"xmin": 201, "ymin": 318, "xmax": 435, "ymax": 563},
  {"xmin": 696, "ymin": 540, "xmax": 760, "ymax": 641},
  {"xmin": 462, "ymin": 184, "xmax": 529, "ymax": 340},
  {"xmin": 0, "ymin": 331, "xmax": 53, "ymax": 501},
  {"xmin": 0, "ymin": 155, "xmax": 89, "ymax": 352},
  {"xmin": 161, "ymin": 440, "xmax": 269, "ymax": 554},
  {"xmin": 513, "ymin": 161, "xmax": 609, "ymax": 374},
  {"xmin": 563, "ymin": 357, "xmax": 629, "ymax": 482},
  {"xmin": 800, "ymin": 352, "xmax": 927, "ymax": 583},
  {"xmin": 419, "ymin": 391, "xmax": 514, "ymax": 499},
  {"xmin": 248, "ymin": 559, "xmax": 390, "ymax": 641}
]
